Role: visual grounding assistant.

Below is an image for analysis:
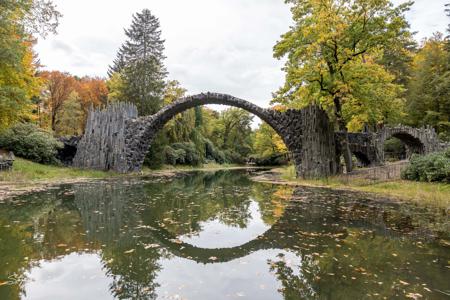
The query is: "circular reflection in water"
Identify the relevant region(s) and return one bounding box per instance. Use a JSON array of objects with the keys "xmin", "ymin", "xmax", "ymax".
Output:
[{"xmin": 0, "ymin": 169, "xmax": 448, "ymax": 300}]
